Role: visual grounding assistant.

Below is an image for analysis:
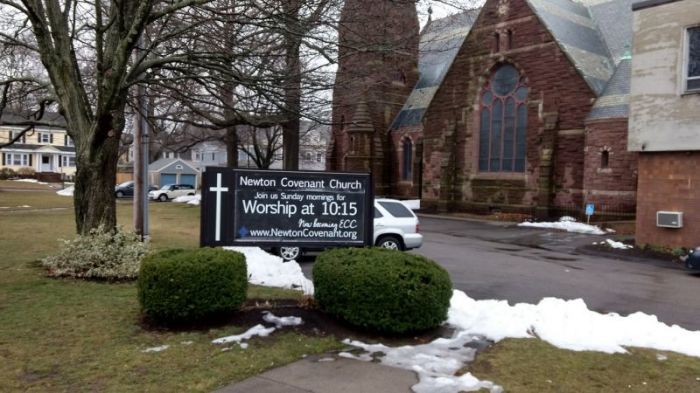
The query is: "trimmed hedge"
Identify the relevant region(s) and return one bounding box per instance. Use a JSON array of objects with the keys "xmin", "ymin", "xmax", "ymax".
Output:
[
  {"xmin": 313, "ymin": 248, "xmax": 453, "ymax": 334},
  {"xmin": 137, "ymin": 248, "xmax": 247, "ymax": 324}
]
